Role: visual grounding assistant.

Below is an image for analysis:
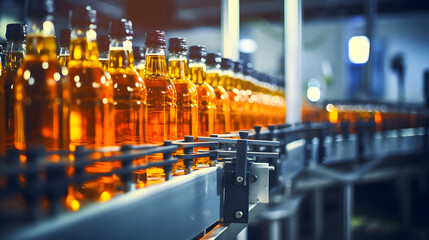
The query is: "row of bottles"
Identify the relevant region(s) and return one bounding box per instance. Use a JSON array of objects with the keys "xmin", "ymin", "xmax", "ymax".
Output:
[
  {"xmin": 0, "ymin": 0, "xmax": 286, "ymax": 208},
  {"xmin": 0, "ymin": 3, "xmax": 286, "ymax": 157}
]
